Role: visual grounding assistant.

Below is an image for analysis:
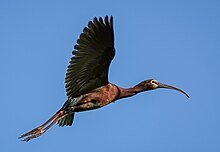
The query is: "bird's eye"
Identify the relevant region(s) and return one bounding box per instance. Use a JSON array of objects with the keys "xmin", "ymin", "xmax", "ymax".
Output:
[{"xmin": 151, "ymin": 80, "xmax": 157, "ymax": 84}]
